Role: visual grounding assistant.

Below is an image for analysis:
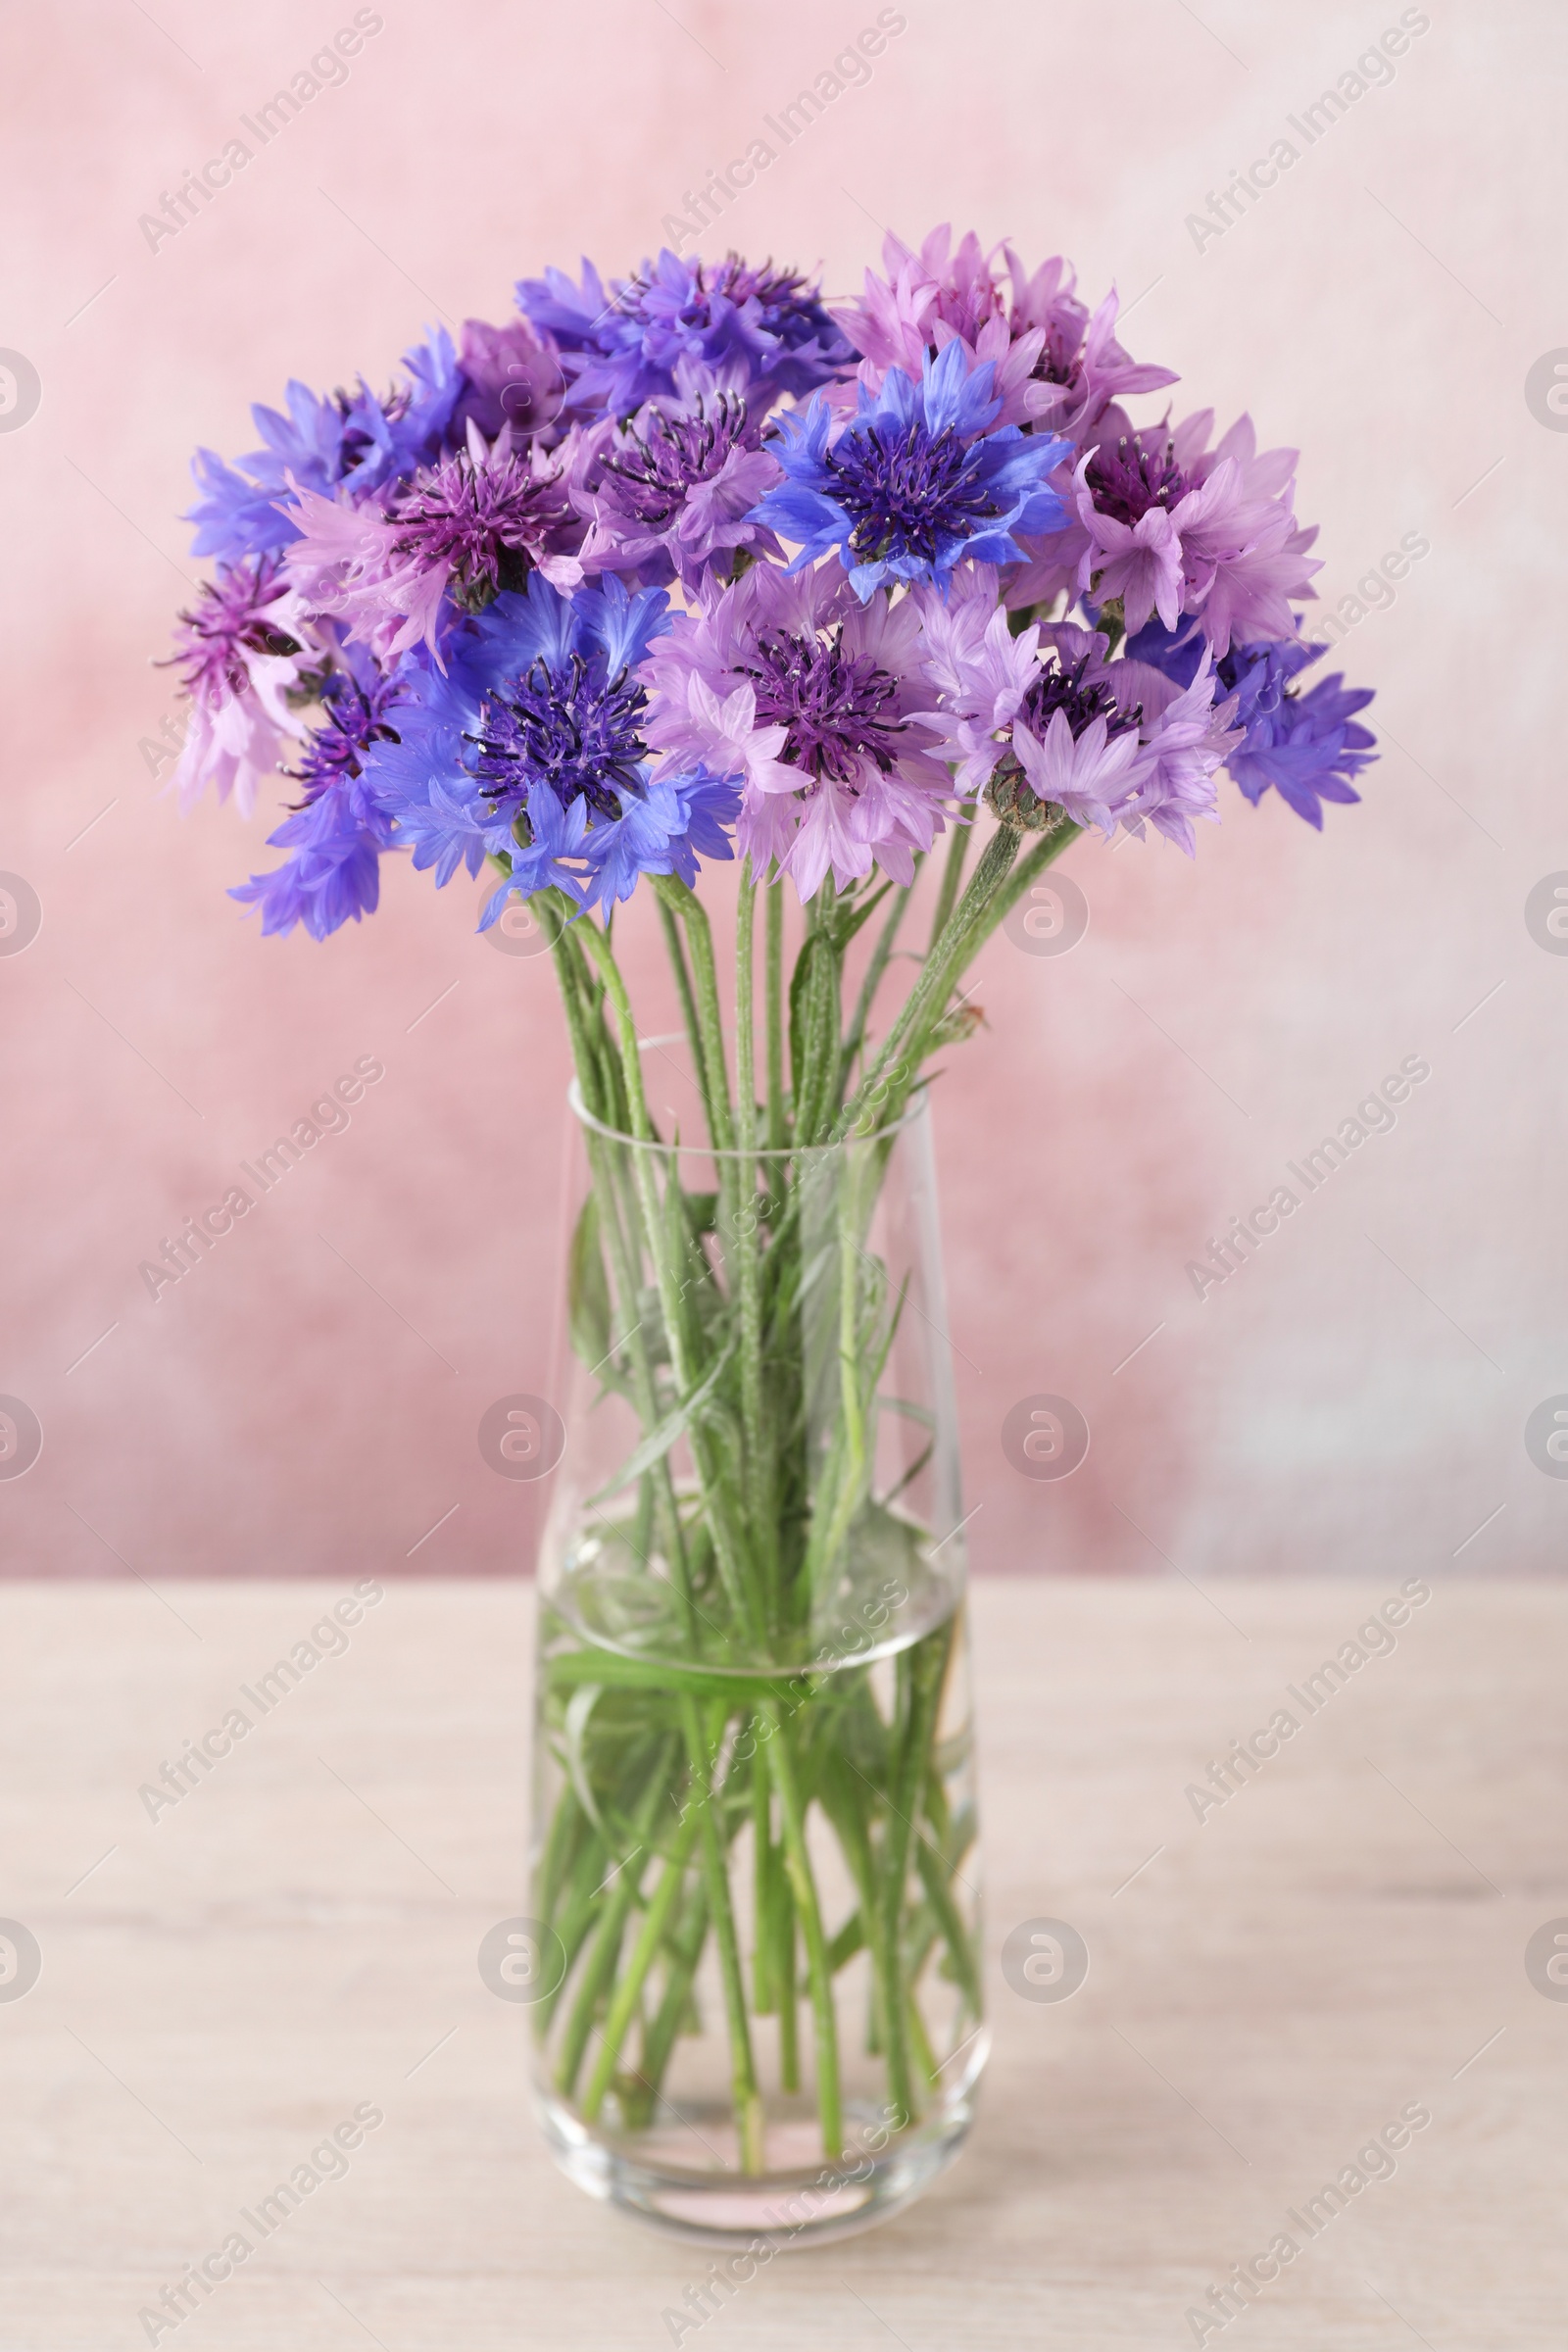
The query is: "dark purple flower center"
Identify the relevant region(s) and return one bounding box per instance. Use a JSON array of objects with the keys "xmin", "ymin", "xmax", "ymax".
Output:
[
  {"xmin": 826, "ymin": 420, "xmax": 998, "ymax": 564},
  {"xmin": 1085, "ymin": 435, "xmax": 1187, "ymax": 526},
  {"xmin": 287, "ymin": 673, "xmax": 404, "ymax": 803},
  {"xmin": 1029, "ymin": 317, "xmax": 1086, "ymax": 389},
  {"xmin": 600, "ymin": 394, "xmax": 749, "ymax": 526},
  {"xmin": 1020, "ymin": 655, "xmax": 1141, "ymax": 744},
  {"xmin": 471, "ymin": 655, "xmax": 648, "ymax": 821},
  {"xmin": 743, "ymin": 627, "xmax": 906, "ymax": 787},
  {"xmin": 392, "ymin": 450, "xmax": 567, "ymax": 609}
]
